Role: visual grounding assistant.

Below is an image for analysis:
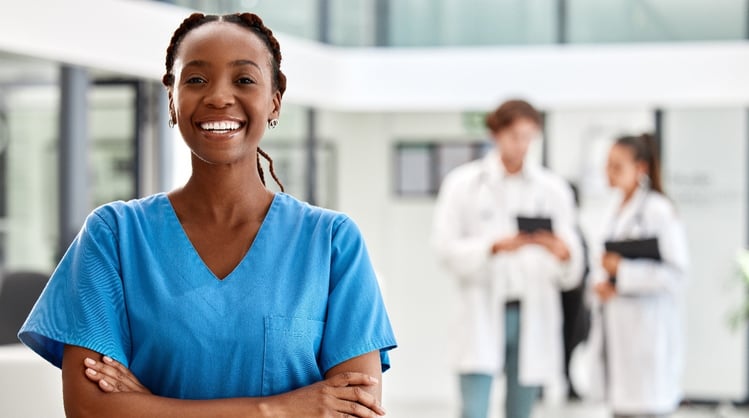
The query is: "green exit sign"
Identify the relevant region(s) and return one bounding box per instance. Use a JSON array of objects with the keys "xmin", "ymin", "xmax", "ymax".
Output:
[{"xmin": 462, "ymin": 111, "xmax": 489, "ymax": 135}]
